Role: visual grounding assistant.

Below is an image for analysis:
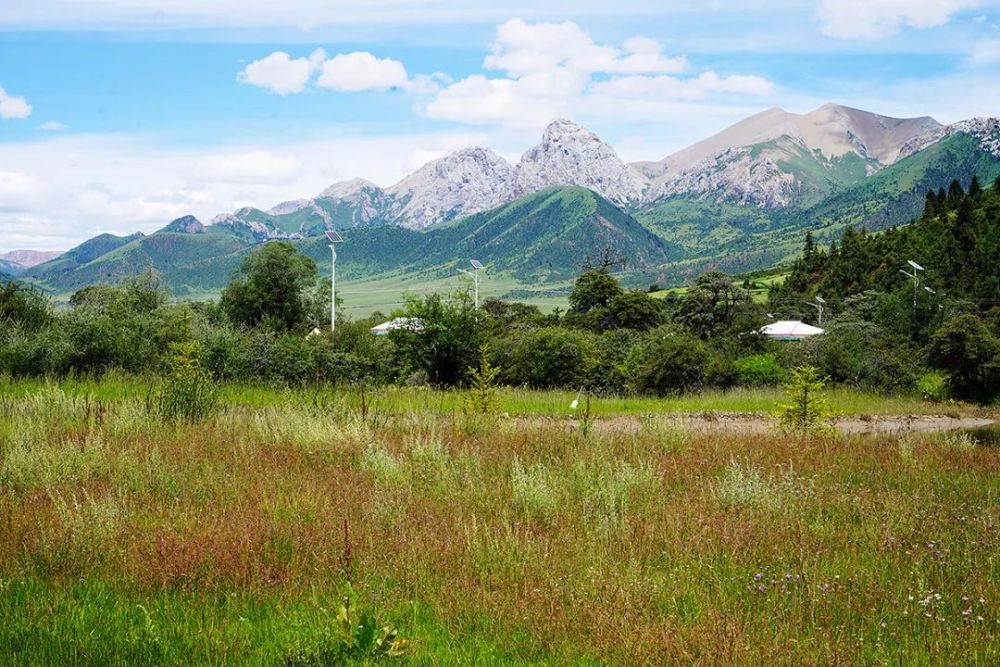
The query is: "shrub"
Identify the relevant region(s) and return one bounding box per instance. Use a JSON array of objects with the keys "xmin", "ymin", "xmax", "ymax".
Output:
[
  {"xmin": 493, "ymin": 327, "xmax": 599, "ymax": 389},
  {"xmin": 463, "ymin": 345, "xmax": 501, "ymax": 420},
  {"xmin": 916, "ymin": 371, "xmax": 949, "ymax": 401},
  {"xmin": 632, "ymin": 328, "xmax": 708, "ymax": 395},
  {"xmin": 734, "ymin": 353, "xmax": 785, "ymax": 387},
  {"xmin": 775, "ymin": 365, "xmax": 831, "ymax": 433},
  {"xmin": 157, "ymin": 342, "xmax": 219, "ymax": 423}
]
